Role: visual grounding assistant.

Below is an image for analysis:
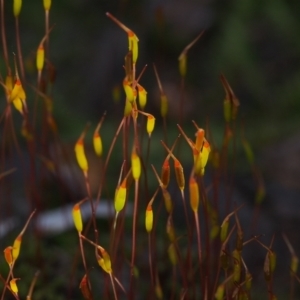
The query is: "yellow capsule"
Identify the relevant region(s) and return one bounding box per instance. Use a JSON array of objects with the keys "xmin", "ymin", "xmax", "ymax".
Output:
[
  {"xmin": 160, "ymin": 94, "xmax": 168, "ymax": 118},
  {"xmin": 10, "ymin": 278, "xmax": 19, "ymax": 294},
  {"xmin": 123, "ymin": 78, "xmax": 135, "ymax": 103},
  {"xmin": 102, "ymin": 250, "xmax": 112, "ymax": 273},
  {"xmin": 4, "ymin": 246, "xmax": 13, "ymax": 267},
  {"xmin": 98, "ymin": 258, "xmax": 109, "ymax": 274},
  {"xmin": 145, "ymin": 205, "xmax": 153, "ymax": 233},
  {"xmin": 36, "ymin": 46, "xmax": 45, "ymax": 71},
  {"xmin": 98, "ymin": 249, "xmax": 112, "ymax": 274},
  {"xmin": 72, "ymin": 204, "xmax": 83, "ymax": 232},
  {"xmin": 131, "ymin": 148, "xmax": 141, "ymax": 180},
  {"xmin": 10, "ymin": 79, "xmax": 26, "ymax": 115},
  {"xmin": 114, "ymin": 181, "xmax": 127, "ymax": 212},
  {"xmin": 43, "ymin": 0, "xmax": 52, "ymax": 10},
  {"xmin": 13, "ymin": 0, "xmax": 22, "ymax": 17},
  {"xmin": 146, "ymin": 115, "xmax": 155, "ymax": 136},
  {"xmin": 189, "ymin": 177, "xmax": 199, "ymax": 212},
  {"xmin": 195, "ymin": 140, "xmax": 211, "ymax": 176},
  {"xmin": 128, "ymin": 31, "xmax": 139, "ymax": 63},
  {"xmin": 93, "ymin": 132, "xmax": 103, "ymax": 157},
  {"xmin": 75, "ymin": 140, "xmax": 88, "ymax": 172},
  {"xmin": 12, "ymin": 235, "xmax": 22, "ymax": 262},
  {"xmin": 137, "ymin": 84, "xmax": 147, "ymax": 110}
]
